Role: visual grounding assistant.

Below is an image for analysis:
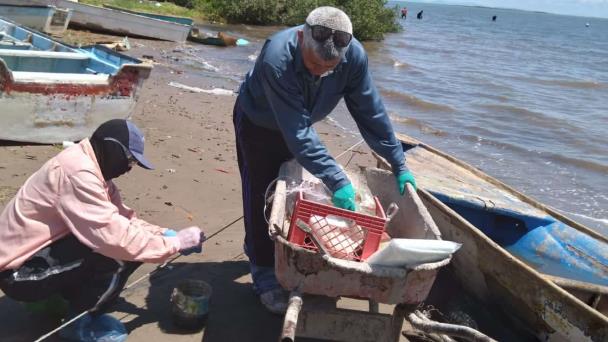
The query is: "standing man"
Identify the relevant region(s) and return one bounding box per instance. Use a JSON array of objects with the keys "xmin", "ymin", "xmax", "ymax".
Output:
[
  {"xmin": 401, "ymin": 7, "xmax": 408, "ymax": 19},
  {"xmin": 233, "ymin": 6, "xmax": 416, "ymax": 313},
  {"xmin": 0, "ymin": 119, "xmax": 205, "ymax": 341}
]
